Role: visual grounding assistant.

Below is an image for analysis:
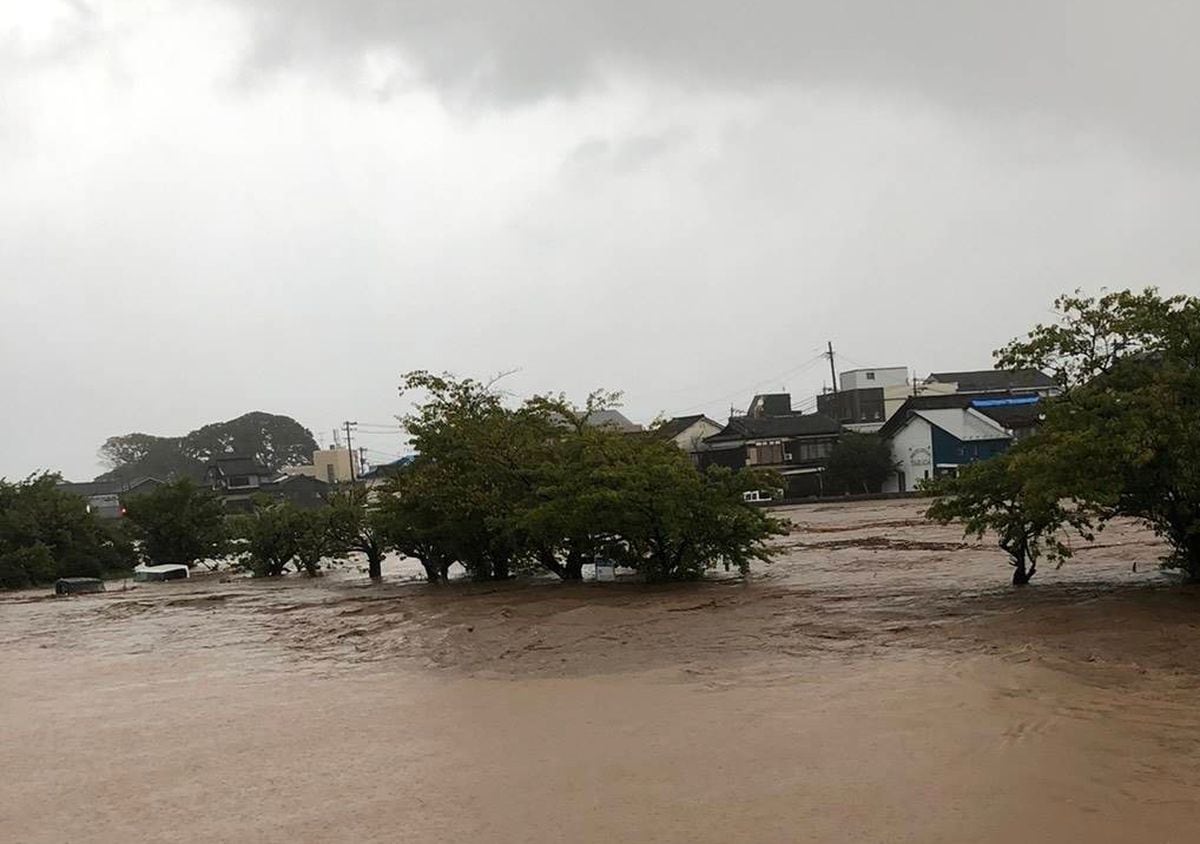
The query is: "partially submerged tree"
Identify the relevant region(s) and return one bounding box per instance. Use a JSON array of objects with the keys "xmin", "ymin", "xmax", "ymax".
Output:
[
  {"xmin": 329, "ymin": 486, "xmax": 390, "ymax": 580},
  {"xmin": 231, "ymin": 500, "xmax": 303, "ymax": 577},
  {"xmin": 924, "ymin": 451, "xmax": 1094, "ymax": 585},
  {"xmin": 384, "ymin": 372, "xmax": 787, "ymax": 584},
  {"xmin": 123, "ymin": 478, "xmax": 227, "ymax": 567},
  {"xmin": 997, "ymin": 287, "xmax": 1200, "ymax": 579}
]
